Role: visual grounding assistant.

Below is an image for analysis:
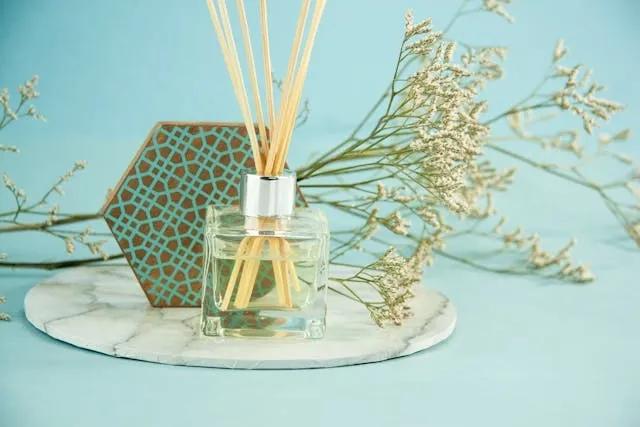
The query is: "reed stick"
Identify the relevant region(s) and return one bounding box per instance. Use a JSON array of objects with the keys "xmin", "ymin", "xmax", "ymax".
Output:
[
  {"xmin": 220, "ymin": 237, "xmax": 249, "ymax": 310},
  {"xmin": 236, "ymin": 237, "xmax": 266, "ymax": 308},
  {"xmin": 260, "ymin": 0, "xmax": 276, "ymax": 132},
  {"xmin": 283, "ymin": 240, "xmax": 301, "ymax": 292},
  {"xmin": 236, "ymin": 0, "xmax": 269, "ymax": 157},
  {"xmin": 269, "ymin": 238, "xmax": 288, "ymax": 306}
]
